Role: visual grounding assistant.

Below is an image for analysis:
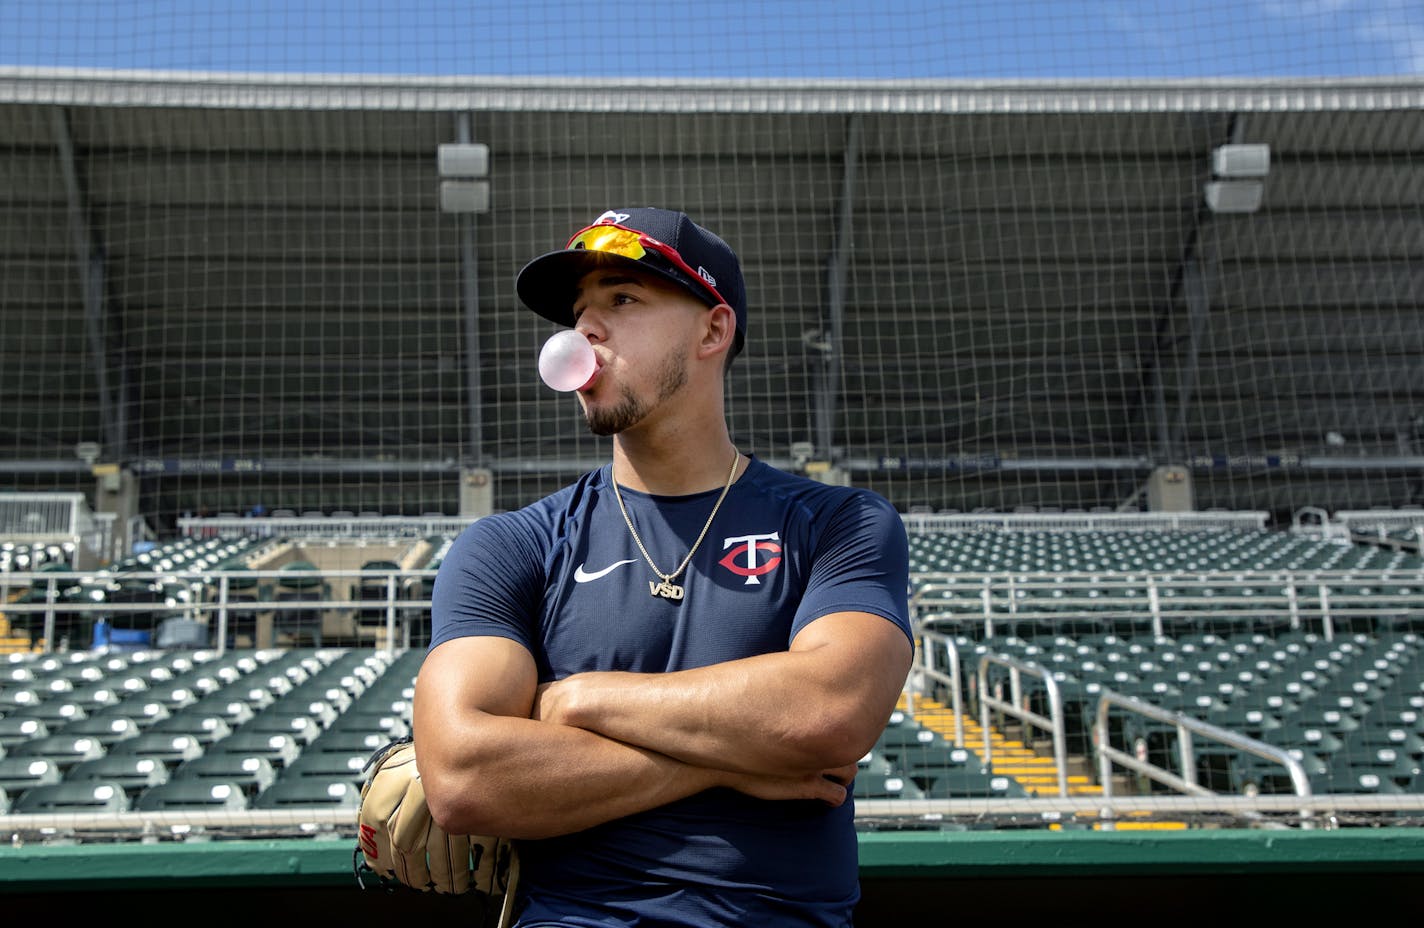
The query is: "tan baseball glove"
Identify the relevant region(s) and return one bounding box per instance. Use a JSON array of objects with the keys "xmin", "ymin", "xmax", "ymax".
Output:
[{"xmin": 355, "ymin": 737, "xmax": 518, "ymax": 924}]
